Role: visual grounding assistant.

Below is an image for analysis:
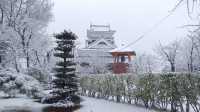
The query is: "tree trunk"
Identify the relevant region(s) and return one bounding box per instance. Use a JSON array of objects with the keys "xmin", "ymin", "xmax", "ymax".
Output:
[
  {"xmin": 171, "ymin": 100, "xmax": 176, "ymax": 112},
  {"xmin": 186, "ymin": 100, "xmax": 190, "ymax": 112},
  {"xmin": 128, "ymin": 98, "xmax": 131, "ymax": 104},
  {"xmin": 35, "ymin": 50, "xmax": 41, "ymax": 67},
  {"xmin": 26, "ymin": 51, "xmax": 30, "ymax": 68},
  {"xmin": 116, "ymin": 95, "xmax": 120, "ymax": 102},
  {"xmin": 14, "ymin": 57, "xmax": 20, "ymax": 72},
  {"xmin": 179, "ymin": 101, "xmax": 184, "ymax": 112},
  {"xmin": 0, "ymin": 5, "xmax": 4, "ymax": 24},
  {"xmin": 171, "ymin": 64, "xmax": 175, "ymax": 72}
]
